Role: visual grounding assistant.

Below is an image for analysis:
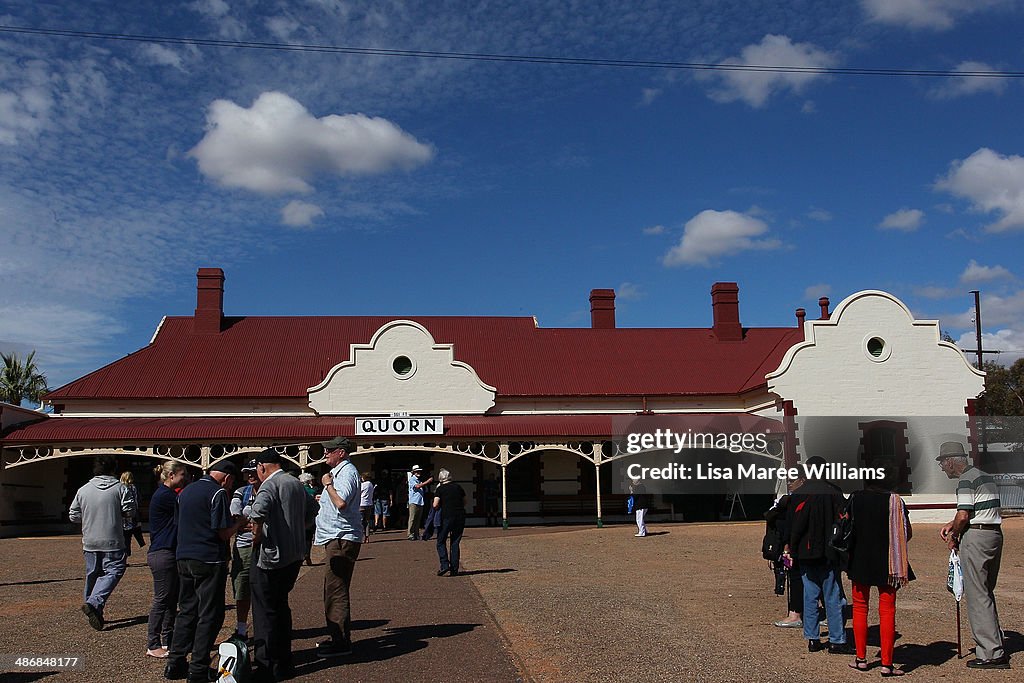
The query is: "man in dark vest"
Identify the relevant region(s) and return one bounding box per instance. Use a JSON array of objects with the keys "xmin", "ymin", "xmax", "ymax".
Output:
[{"xmin": 165, "ymin": 460, "xmax": 245, "ymax": 682}]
